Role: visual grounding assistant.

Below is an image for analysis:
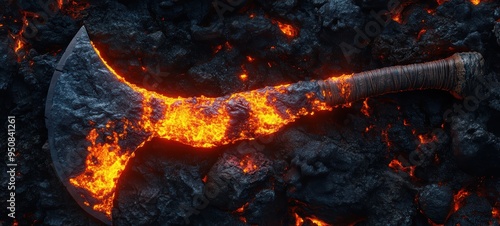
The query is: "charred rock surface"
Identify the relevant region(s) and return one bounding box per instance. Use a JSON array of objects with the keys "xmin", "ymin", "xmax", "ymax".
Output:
[
  {"xmin": 418, "ymin": 184, "xmax": 453, "ymax": 224},
  {"xmin": 1, "ymin": 0, "xmax": 500, "ymax": 225}
]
